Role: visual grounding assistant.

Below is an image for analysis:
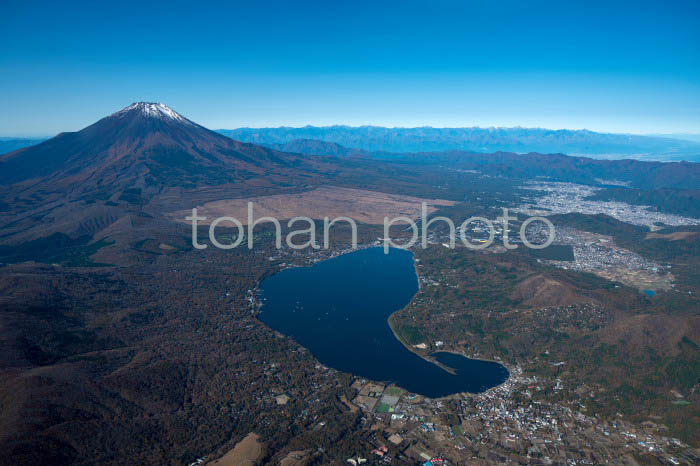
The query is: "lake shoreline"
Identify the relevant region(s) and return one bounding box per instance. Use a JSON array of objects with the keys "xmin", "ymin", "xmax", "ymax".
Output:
[{"xmin": 258, "ymin": 246, "xmax": 509, "ymax": 398}]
